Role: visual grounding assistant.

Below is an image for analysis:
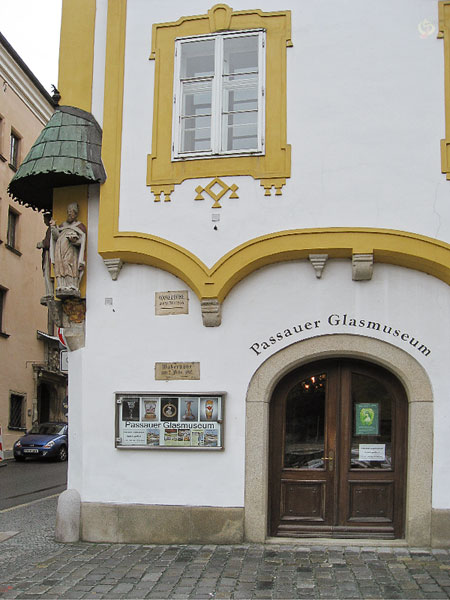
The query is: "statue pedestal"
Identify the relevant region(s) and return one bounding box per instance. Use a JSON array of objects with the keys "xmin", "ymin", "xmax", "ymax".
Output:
[{"xmin": 56, "ymin": 288, "xmax": 81, "ymax": 299}]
